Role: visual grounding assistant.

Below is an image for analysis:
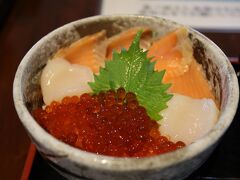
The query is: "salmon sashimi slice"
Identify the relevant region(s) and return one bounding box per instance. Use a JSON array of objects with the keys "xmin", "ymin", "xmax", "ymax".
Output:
[
  {"xmin": 106, "ymin": 27, "xmax": 152, "ymax": 59},
  {"xmin": 54, "ymin": 30, "xmax": 107, "ymax": 73},
  {"xmin": 148, "ymin": 27, "xmax": 193, "ymax": 80},
  {"xmin": 154, "ymin": 49, "xmax": 185, "ymax": 82},
  {"xmin": 149, "ymin": 27, "xmax": 217, "ymax": 104},
  {"xmin": 164, "ymin": 60, "xmax": 217, "ymax": 104}
]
